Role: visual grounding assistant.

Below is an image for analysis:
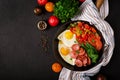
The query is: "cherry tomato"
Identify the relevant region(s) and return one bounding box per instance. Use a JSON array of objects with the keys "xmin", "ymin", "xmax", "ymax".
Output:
[
  {"xmin": 91, "ymin": 27, "xmax": 97, "ymax": 33},
  {"xmin": 52, "ymin": 62, "xmax": 62, "ymax": 73},
  {"xmin": 45, "ymin": 2, "xmax": 54, "ymax": 12},
  {"xmin": 79, "ymin": 0, "xmax": 85, "ymax": 2},
  {"xmin": 95, "ymin": 39, "xmax": 102, "ymax": 51},
  {"xmin": 37, "ymin": 0, "xmax": 48, "ymax": 6},
  {"xmin": 48, "ymin": 15, "xmax": 59, "ymax": 27},
  {"xmin": 84, "ymin": 24, "xmax": 90, "ymax": 29},
  {"xmin": 78, "ymin": 22, "xmax": 82, "ymax": 27}
]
